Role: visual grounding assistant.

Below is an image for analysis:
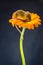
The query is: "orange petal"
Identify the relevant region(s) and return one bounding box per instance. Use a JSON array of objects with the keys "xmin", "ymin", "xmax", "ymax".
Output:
[{"xmin": 9, "ymin": 19, "xmax": 16, "ymax": 27}]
